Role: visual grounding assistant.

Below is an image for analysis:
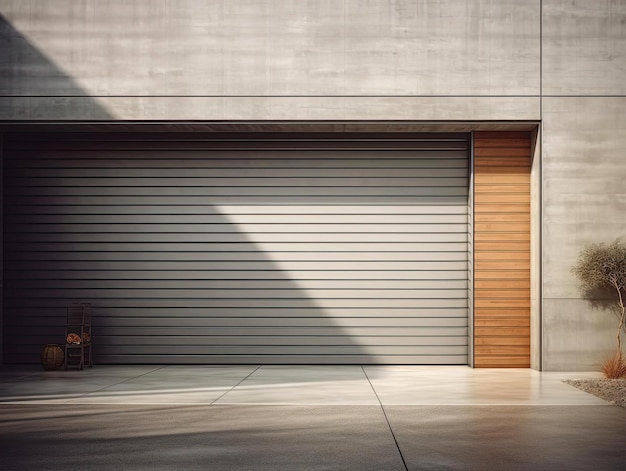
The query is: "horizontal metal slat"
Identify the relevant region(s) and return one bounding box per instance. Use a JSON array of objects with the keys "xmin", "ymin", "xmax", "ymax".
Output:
[
  {"xmin": 7, "ymin": 213, "xmax": 469, "ymax": 225},
  {"xmin": 7, "ymin": 167, "xmax": 468, "ymax": 178},
  {"xmin": 4, "ymin": 260, "xmax": 469, "ymax": 271},
  {"xmin": 5, "ymin": 307, "xmax": 470, "ymax": 321},
  {"xmin": 4, "ymin": 269, "xmax": 469, "ymax": 281},
  {"xmin": 3, "ymin": 298, "xmax": 468, "ymax": 309},
  {"xmin": 1, "ymin": 251, "xmax": 471, "ymax": 262},
  {"xmin": 7, "ymin": 279, "xmax": 469, "ymax": 290}
]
